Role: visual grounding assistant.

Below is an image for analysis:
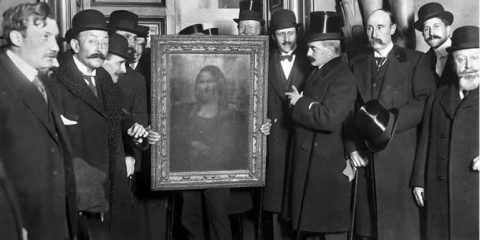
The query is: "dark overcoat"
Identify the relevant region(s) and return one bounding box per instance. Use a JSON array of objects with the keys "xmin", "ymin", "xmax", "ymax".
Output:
[
  {"xmin": 48, "ymin": 51, "xmax": 138, "ymax": 239},
  {"xmin": 284, "ymin": 56, "xmax": 356, "ymax": 232},
  {"xmin": 423, "ymin": 48, "xmax": 456, "ymax": 87},
  {"xmin": 346, "ymin": 45, "xmax": 436, "ymax": 240},
  {"xmin": 412, "ymin": 85, "xmax": 479, "ymax": 240},
  {"xmin": 263, "ymin": 48, "xmax": 311, "ymax": 212},
  {"xmin": 0, "ymin": 49, "xmax": 77, "ymax": 240}
]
